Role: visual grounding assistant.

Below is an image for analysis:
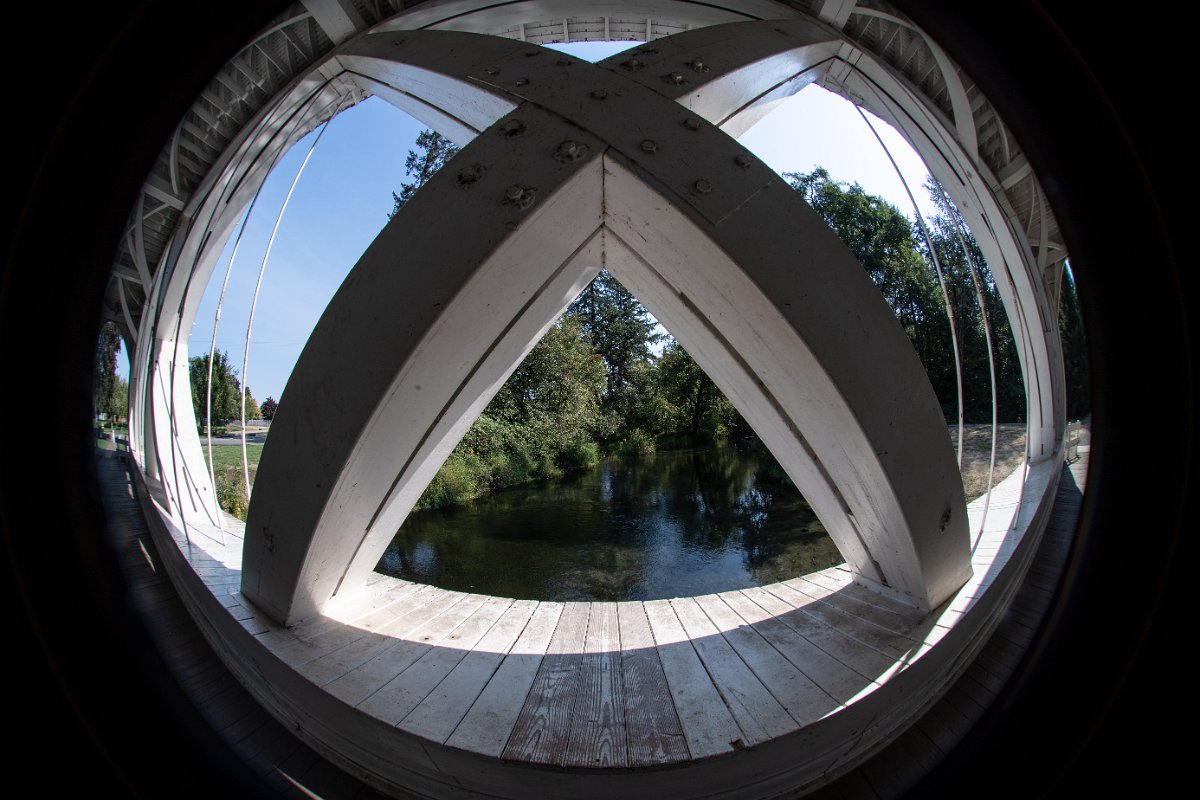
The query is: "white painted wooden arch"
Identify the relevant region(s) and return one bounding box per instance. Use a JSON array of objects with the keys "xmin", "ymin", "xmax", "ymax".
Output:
[
  {"xmin": 362, "ymin": 1, "xmax": 1067, "ymax": 461},
  {"xmin": 126, "ymin": 71, "xmax": 364, "ymax": 526},
  {"xmin": 126, "ymin": 1, "xmax": 1070, "ymax": 532},
  {"xmin": 127, "ymin": 2, "xmax": 1065, "ymax": 556},
  {"xmin": 239, "ymin": 24, "xmax": 972, "ymax": 627}
]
